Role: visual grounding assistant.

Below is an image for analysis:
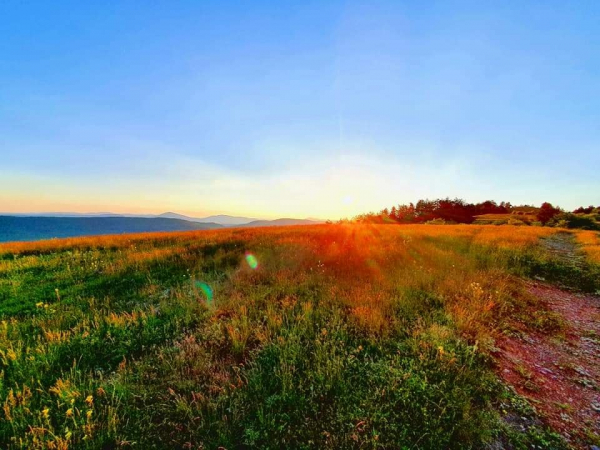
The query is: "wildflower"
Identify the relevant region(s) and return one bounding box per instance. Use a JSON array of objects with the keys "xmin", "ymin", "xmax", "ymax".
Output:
[
  {"xmin": 86, "ymin": 409, "xmax": 93, "ymax": 419},
  {"xmin": 42, "ymin": 407, "xmax": 50, "ymax": 419},
  {"xmin": 6, "ymin": 349, "xmax": 17, "ymax": 361},
  {"xmin": 50, "ymin": 379, "xmax": 80, "ymax": 403},
  {"xmin": 6, "ymin": 390, "xmax": 16, "ymax": 407},
  {"xmin": 3, "ymin": 404, "xmax": 11, "ymax": 421},
  {"xmin": 66, "ymin": 408, "xmax": 73, "ymax": 418},
  {"xmin": 85, "ymin": 395, "xmax": 93, "ymax": 406},
  {"xmin": 437, "ymin": 345, "xmax": 445, "ymax": 356}
]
